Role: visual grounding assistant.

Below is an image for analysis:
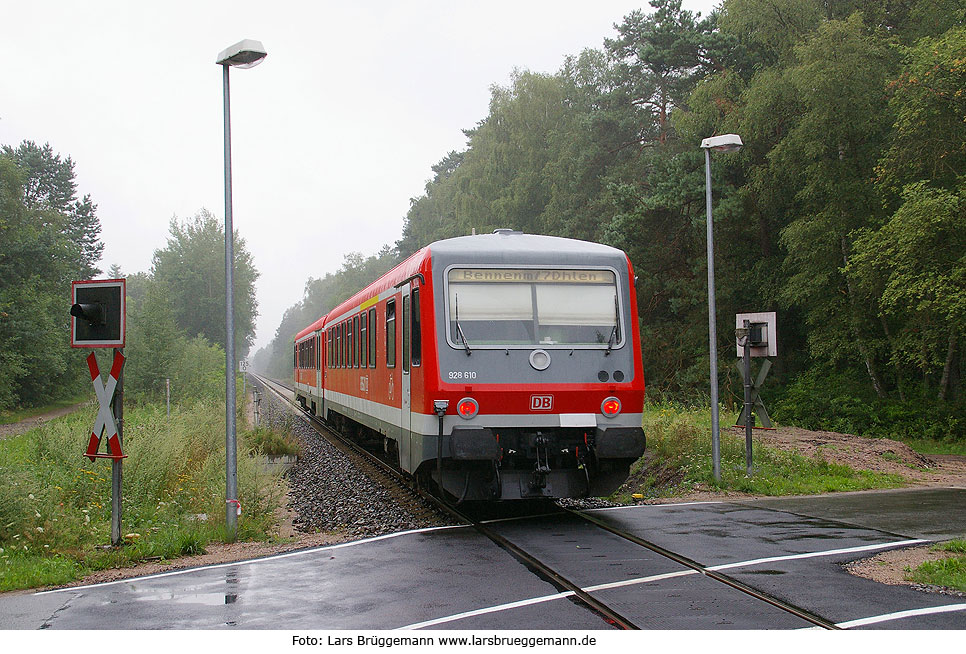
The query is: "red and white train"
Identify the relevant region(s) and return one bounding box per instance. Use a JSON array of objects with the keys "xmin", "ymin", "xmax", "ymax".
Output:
[{"xmin": 293, "ymin": 230, "xmax": 645, "ymax": 501}]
